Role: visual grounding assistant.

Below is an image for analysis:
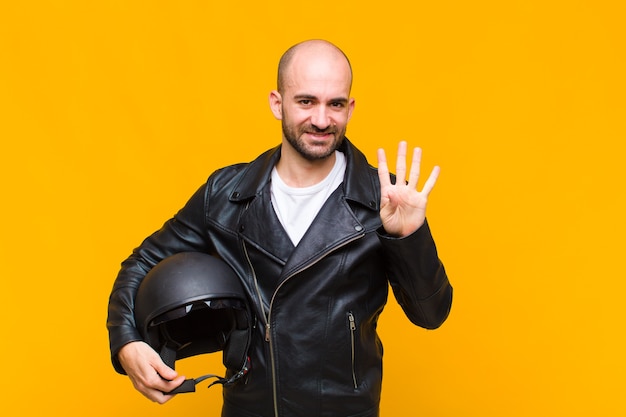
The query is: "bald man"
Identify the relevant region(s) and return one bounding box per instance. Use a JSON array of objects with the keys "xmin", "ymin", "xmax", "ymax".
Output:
[{"xmin": 108, "ymin": 39, "xmax": 452, "ymax": 417}]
